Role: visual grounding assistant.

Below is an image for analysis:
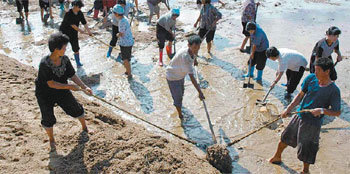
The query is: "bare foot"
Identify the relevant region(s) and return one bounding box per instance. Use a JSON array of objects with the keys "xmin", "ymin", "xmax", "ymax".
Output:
[{"xmin": 268, "ymin": 156, "xmax": 282, "ymax": 165}]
